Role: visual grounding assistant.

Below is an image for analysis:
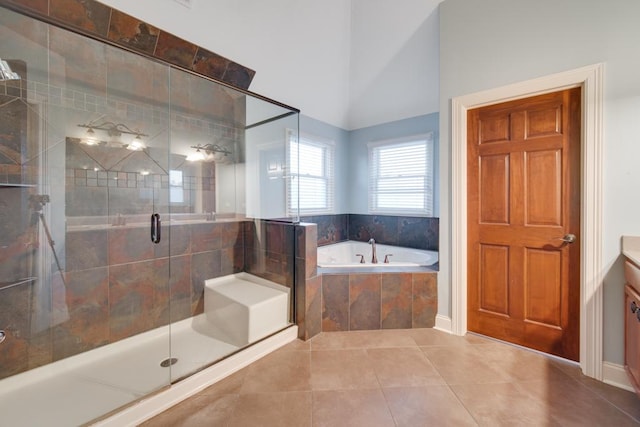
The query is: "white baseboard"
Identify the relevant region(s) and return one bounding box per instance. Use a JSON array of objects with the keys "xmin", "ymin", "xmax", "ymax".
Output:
[
  {"xmin": 92, "ymin": 326, "xmax": 298, "ymax": 427},
  {"xmin": 434, "ymin": 314, "xmax": 452, "ymax": 333},
  {"xmin": 602, "ymin": 361, "xmax": 634, "ymax": 392}
]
